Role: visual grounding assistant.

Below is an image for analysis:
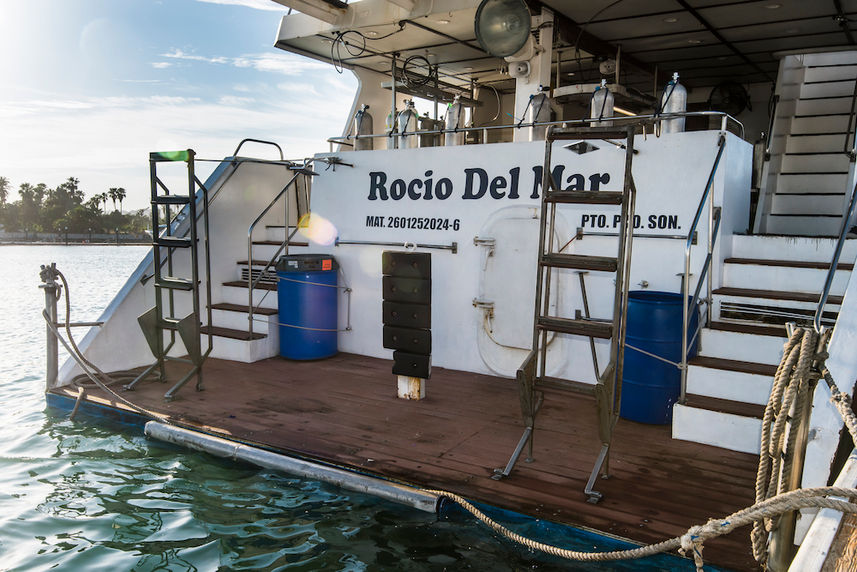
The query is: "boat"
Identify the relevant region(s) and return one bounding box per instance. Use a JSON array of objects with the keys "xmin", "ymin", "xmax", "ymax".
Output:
[{"xmin": 39, "ymin": 1, "xmax": 857, "ymax": 570}]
